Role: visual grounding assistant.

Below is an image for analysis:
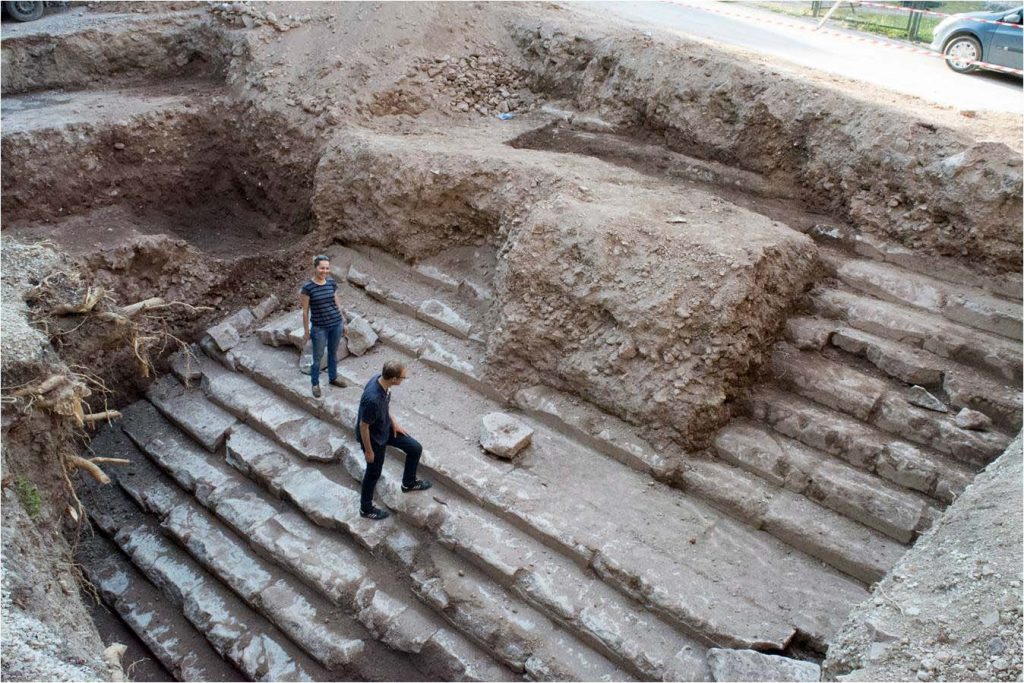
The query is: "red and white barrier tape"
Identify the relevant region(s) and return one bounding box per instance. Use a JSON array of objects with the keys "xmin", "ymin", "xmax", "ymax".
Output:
[
  {"xmin": 856, "ymin": 1, "xmax": 1022, "ymax": 29},
  {"xmin": 659, "ymin": 1, "xmax": 1024, "ymax": 76}
]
